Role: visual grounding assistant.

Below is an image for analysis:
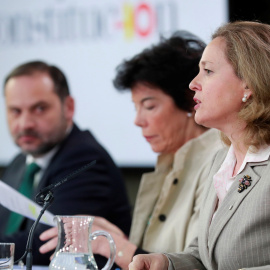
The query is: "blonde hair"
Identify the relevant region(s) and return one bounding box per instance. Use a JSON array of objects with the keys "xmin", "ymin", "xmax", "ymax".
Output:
[{"xmin": 212, "ymin": 21, "xmax": 270, "ymax": 148}]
